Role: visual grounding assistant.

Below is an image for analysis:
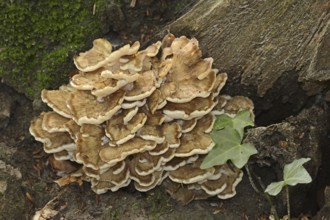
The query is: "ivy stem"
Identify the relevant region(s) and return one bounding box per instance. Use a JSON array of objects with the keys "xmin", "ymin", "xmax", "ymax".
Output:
[
  {"xmin": 264, "ymin": 193, "xmax": 279, "ymax": 220},
  {"xmin": 286, "ymin": 186, "xmax": 291, "ymax": 220},
  {"xmin": 245, "ymin": 164, "xmax": 260, "ymax": 193},
  {"xmin": 245, "ymin": 164, "xmax": 280, "ymax": 220}
]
